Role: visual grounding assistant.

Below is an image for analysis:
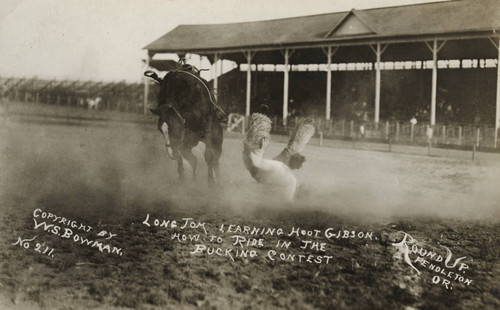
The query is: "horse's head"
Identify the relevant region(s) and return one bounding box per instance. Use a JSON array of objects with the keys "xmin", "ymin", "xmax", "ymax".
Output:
[{"xmin": 145, "ymin": 70, "xmax": 179, "ymax": 159}]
